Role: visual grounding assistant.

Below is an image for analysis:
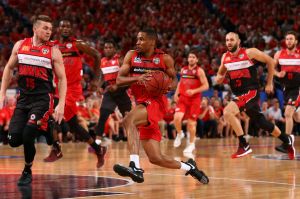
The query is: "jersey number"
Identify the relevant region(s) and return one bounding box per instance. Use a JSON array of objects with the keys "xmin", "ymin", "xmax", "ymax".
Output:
[
  {"xmin": 287, "ymin": 73, "xmax": 293, "ymax": 80},
  {"xmin": 235, "ymin": 79, "xmax": 242, "ymax": 87},
  {"xmin": 26, "ymin": 78, "xmax": 35, "ymax": 89}
]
